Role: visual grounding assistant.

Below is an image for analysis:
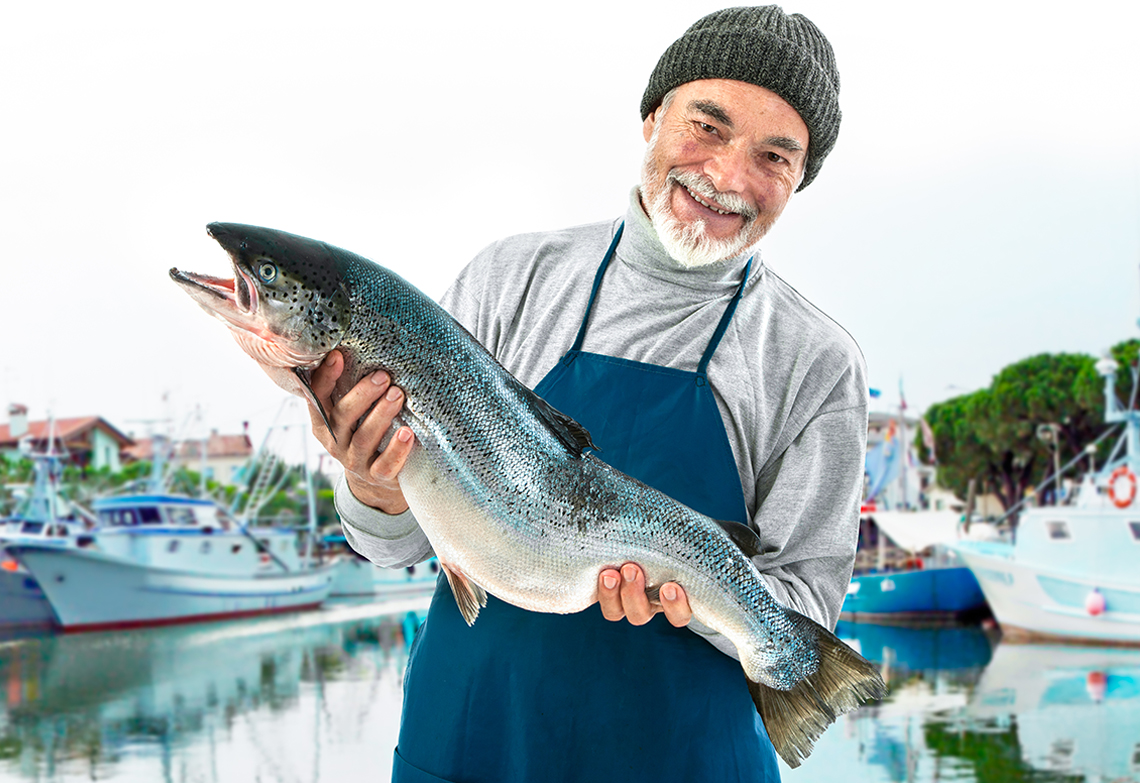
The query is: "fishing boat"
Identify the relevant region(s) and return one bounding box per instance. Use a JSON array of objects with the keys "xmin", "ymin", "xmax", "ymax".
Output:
[
  {"xmin": 10, "ymin": 493, "xmax": 337, "ymax": 632},
  {"xmin": 952, "ymin": 356, "xmax": 1140, "ymax": 645},
  {"xmin": 10, "ymin": 422, "xmax": 337, "ymax": 632},
  {"xmin": 845, "ymin": 399, "xmax": 992, "ymax": 622},
  {"xmin": 842, "ymin": 508, "xmax": 991, "ymax": 622},
  {"xmin": 0, "ymin": 516, "xmax": 88, "ymax": 628},
  {"xmin": 0, "ymin": 424, "xmax": 93, "ymax": 628},
  {"xmin": 322, "ymin": 534, "xmax": 440, "ymax": 598}
]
